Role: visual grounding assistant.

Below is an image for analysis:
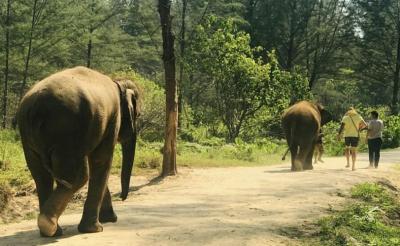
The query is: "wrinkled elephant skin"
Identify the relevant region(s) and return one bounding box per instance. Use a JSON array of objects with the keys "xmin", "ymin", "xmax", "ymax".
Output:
[
  {"xmin": 281, "ymin": 101, "xmax": 332, "ymax": 171},
  {"xmin": 17, "ymin": 66, "xmax": 140, "ymax": 237}
]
